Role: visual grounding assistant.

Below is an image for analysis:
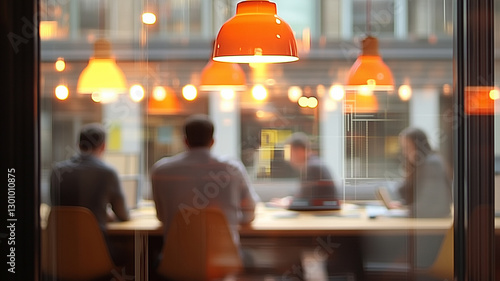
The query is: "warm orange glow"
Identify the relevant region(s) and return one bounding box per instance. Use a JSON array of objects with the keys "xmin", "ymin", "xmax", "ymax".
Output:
[
  {"xmin": 55, "ymin": 85, "xmax": 69, "ymax": 100},
  {"xmin": 40, "ymin": 21, "xmax": 58, "ymax": 40},
  {"xmin": 307, "ymin": 97, "xmax": 318, "ymax": 108},
  {"xmin": 489, "ymin": 89, "xmax": 499, "ymax": 100},
  {"xmin": 443, "ymin": 84, "xmax": 452, "ymax": 96},
  {"xmin": 298, "ymin": 96, "xmax": 318, "ymax": 108},
  {"xmin": 147, "ymin": 87, "xmax": 182, "ymax": 115},
  {"xmin": 91, "ymin": 91, "xmax": 118, "ymax": 103},
  {"xmin": 129, "ymin": 84, "xmax": 145, "ymax": 102},
  {"xmin": 346, "ymin": 36, "xmax": 394, "ymax": 92},
  {"xmin": 77, "ymin": 39, "xmax": 128, "ymax": 94},
  {"xmin": 182, "ymin": 84, "xmax": 198, "ymax": 101},
  {"xmin": 398, "ymin": 85, "xmax": 412, "ymax": 101},
  {"xmin": 55, "ymin": 57, "xmax": 66, "ymax": 72},
  {"xmin": 220, "ymin": 89, "xmax": 236, "ymax": 100},
  {"xmin": 252, "ymin": 84, "xmax": 267, "ymax": 101},
  {"xmin": 465, "ymin": 86, "xmax": 495, "ymax": 115},
  {"xmin": 329, "ymin": 84, "xmax": 345, "ymax": 100},
  {"xmin": 77, "ymin": 58, "xmax": 128, "ymax": 94},
  {"xmin": 213, "ymin": 1, "xmax": 298, "ymax": 63},
  {"xmin": 152, "ymin": 86, "xmax": 167, "ymax": 101},
  {"xmin": 142, "ymin": 12, "xmax": 157, "ymax": 25},
  {"xmin": 298, "ymin": 96, "xmax": 308, "ymax": 108},
  {"xmin": 200, "ymin": 59, "xmax": 246, "ymax": 91},
  {"xmin": 344, "ymin": 91, "xmax": 379, "ymax": 113},
  {"xmin": 288, "ymin": 86, "xmax": 302, "ymax": 102}
]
